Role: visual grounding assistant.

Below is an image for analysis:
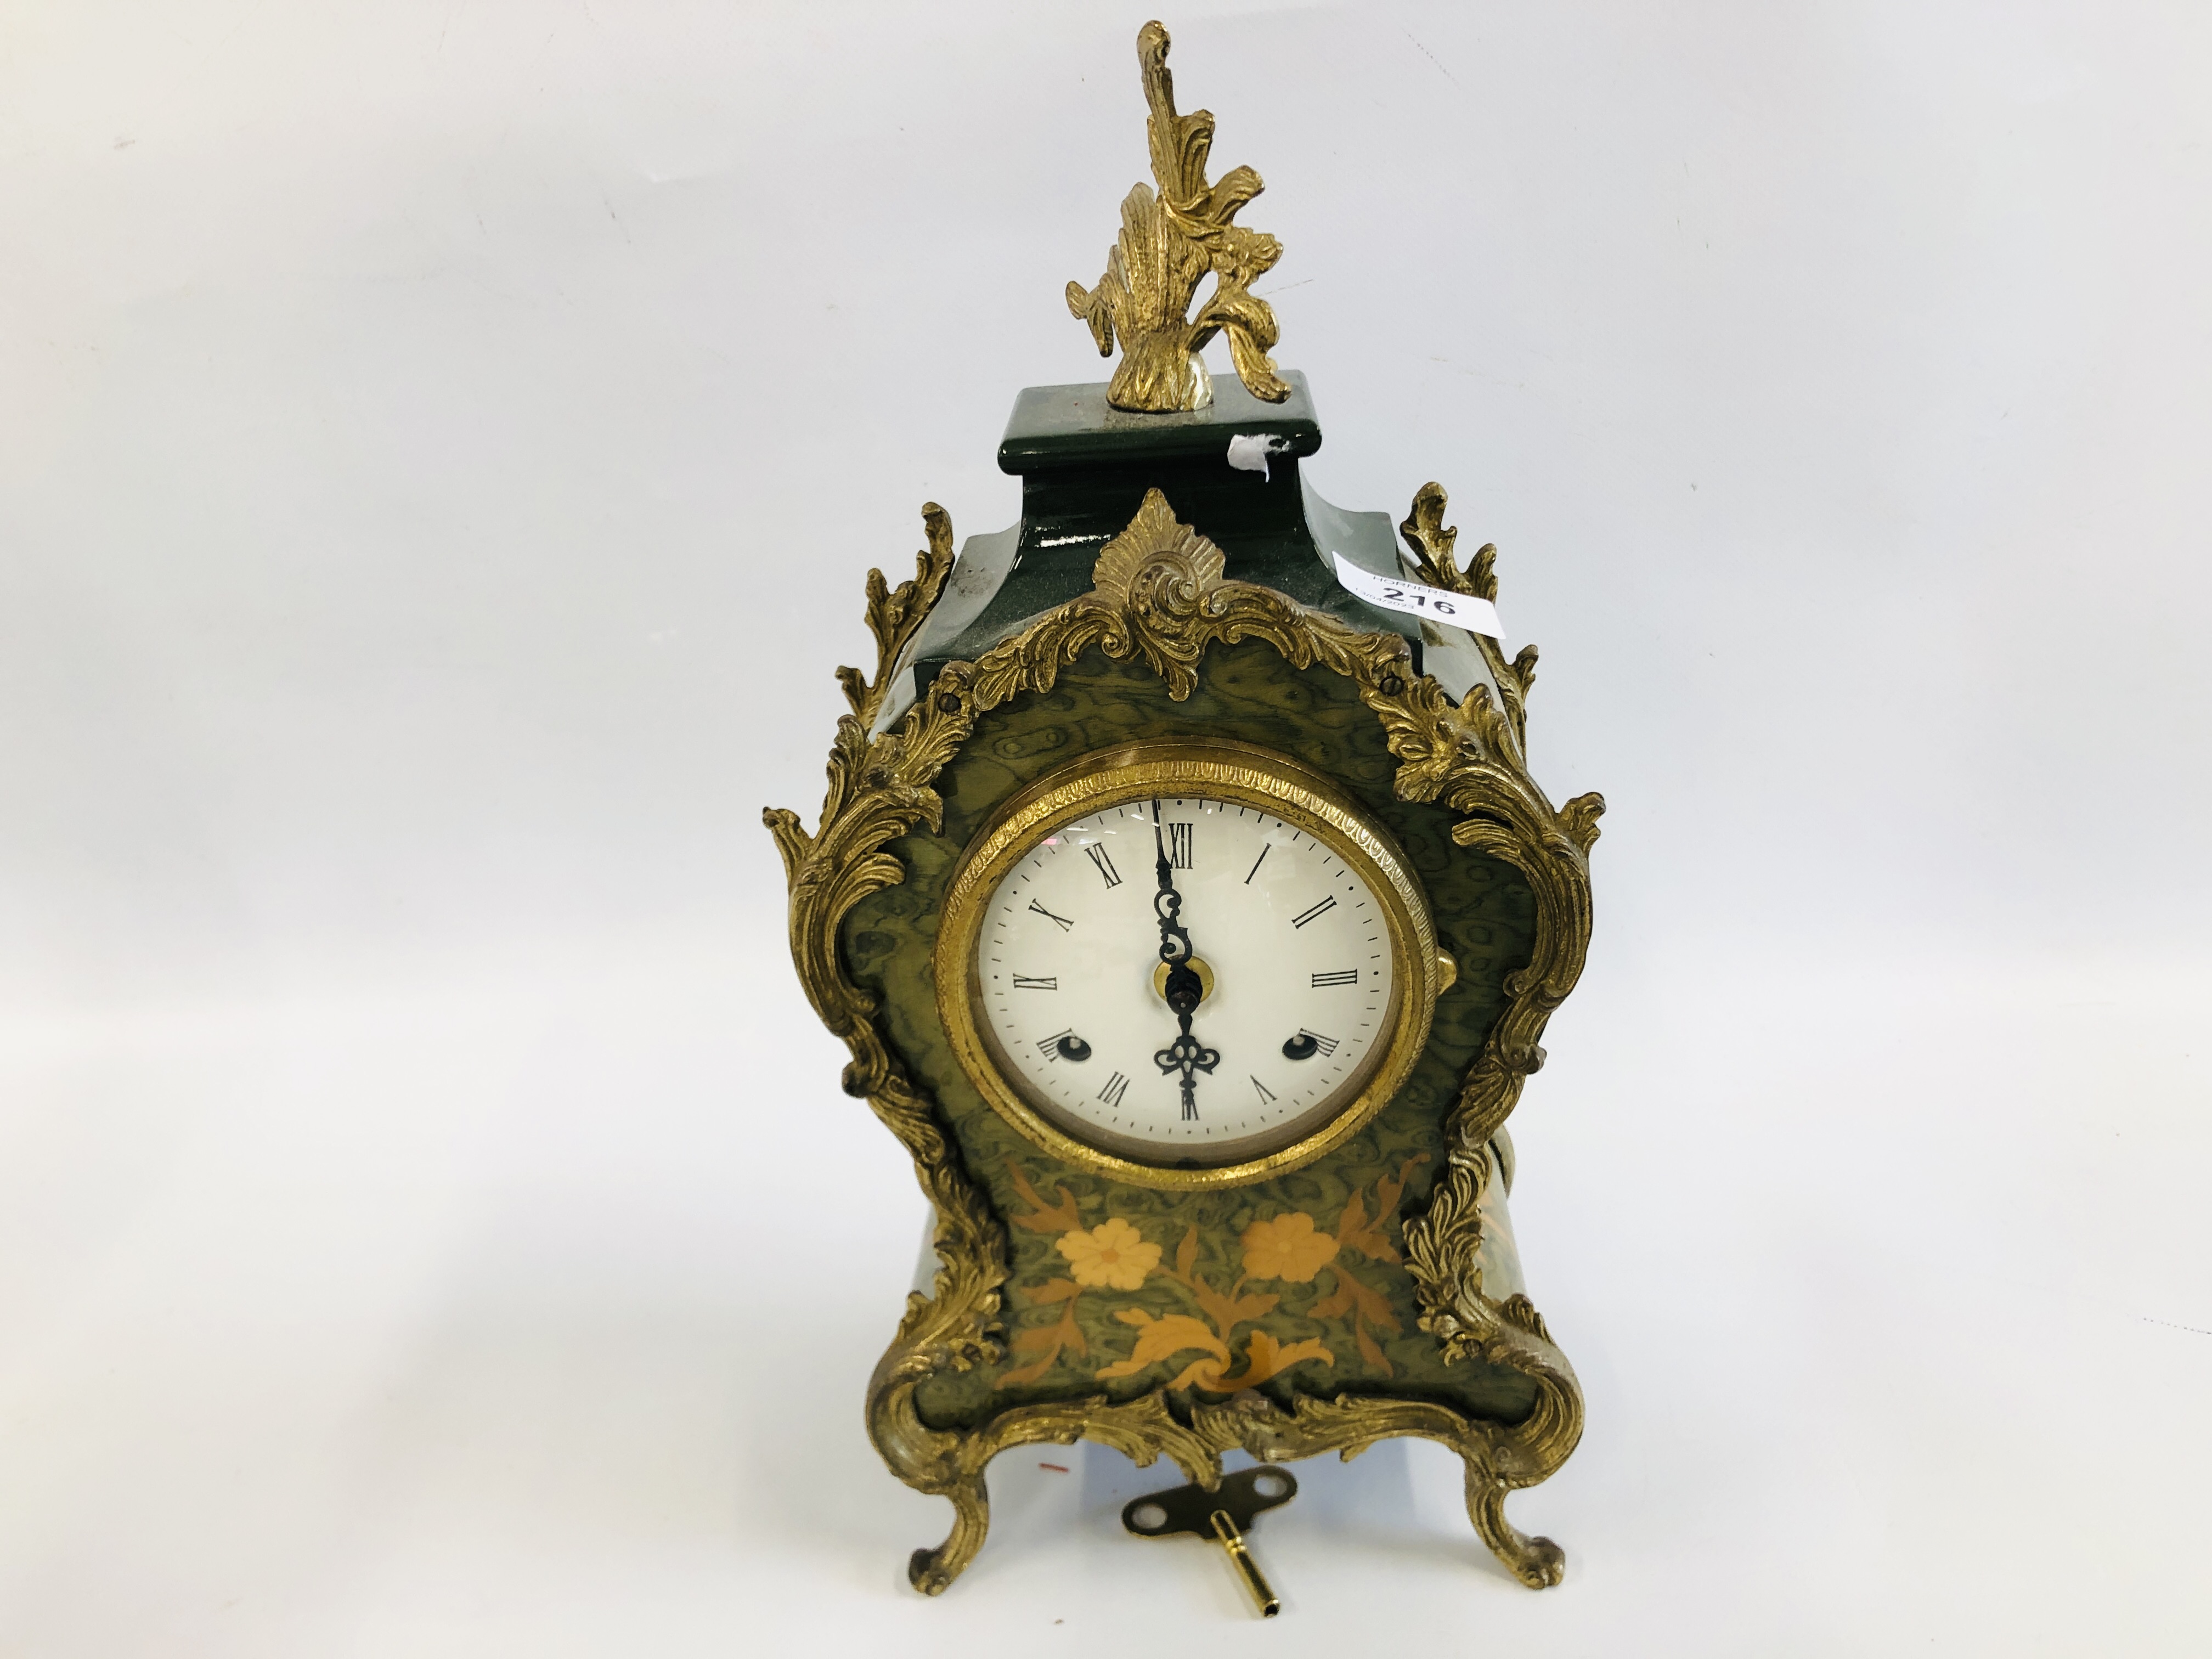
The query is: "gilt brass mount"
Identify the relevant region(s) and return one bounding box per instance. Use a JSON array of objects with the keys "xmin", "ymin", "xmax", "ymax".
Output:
[{"xmin": 1066, "ymin": 21, "xmax": 1289, "ymax": 413}]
